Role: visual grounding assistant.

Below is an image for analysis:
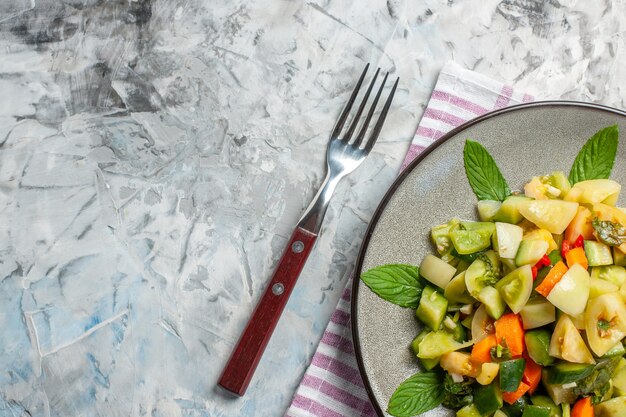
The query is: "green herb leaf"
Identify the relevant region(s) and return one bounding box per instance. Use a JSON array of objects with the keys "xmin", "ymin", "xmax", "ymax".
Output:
[
  {"xmin": 387, "ymin": 372, "xmax": 444, "ymax": 417},
  {"xmin": 592, "ymin": 217, "xmax": 626, "ymax": 246},
  {"xmin": 569, "ymin": 125, "xmax": 619, "ymax": 184},
  {"xmin": 463, "ymin": 140, "xmax": 511, "ymax": 201},
  {"xmin": 442, "ymin": 373, "xmax": 474, "ymax": 410},
  {"xmin": 360, "ymin": 264, "xmax": 423, "ymax": 308}
]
